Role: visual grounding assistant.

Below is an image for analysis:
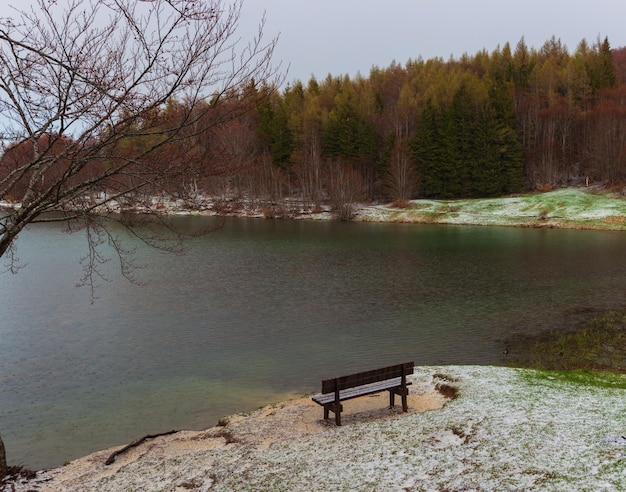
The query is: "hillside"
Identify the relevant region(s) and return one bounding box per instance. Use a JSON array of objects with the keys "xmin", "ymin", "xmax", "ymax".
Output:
[{"xmin": 354, "ymin": 187, "xmax": 626, "ymax": 230}]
